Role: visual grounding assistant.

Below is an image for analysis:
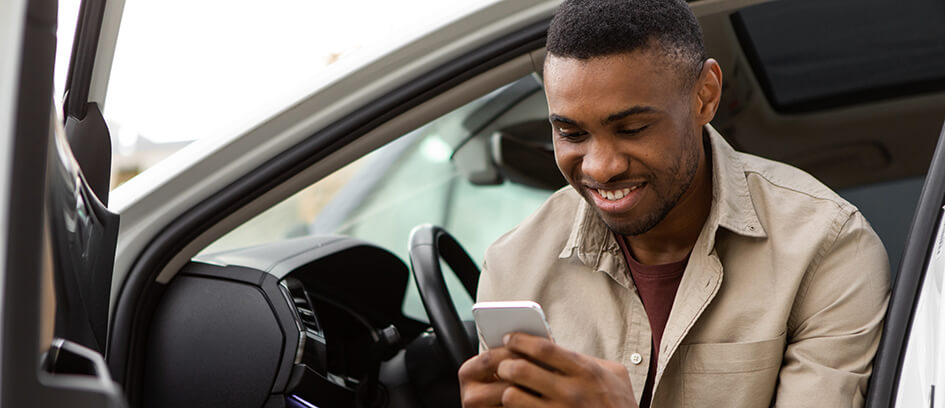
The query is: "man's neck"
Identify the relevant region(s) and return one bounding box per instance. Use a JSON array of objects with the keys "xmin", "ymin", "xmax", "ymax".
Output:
[{"xmin": 625, "ymin": 140, "xmax": 713, "ymax": 265}]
